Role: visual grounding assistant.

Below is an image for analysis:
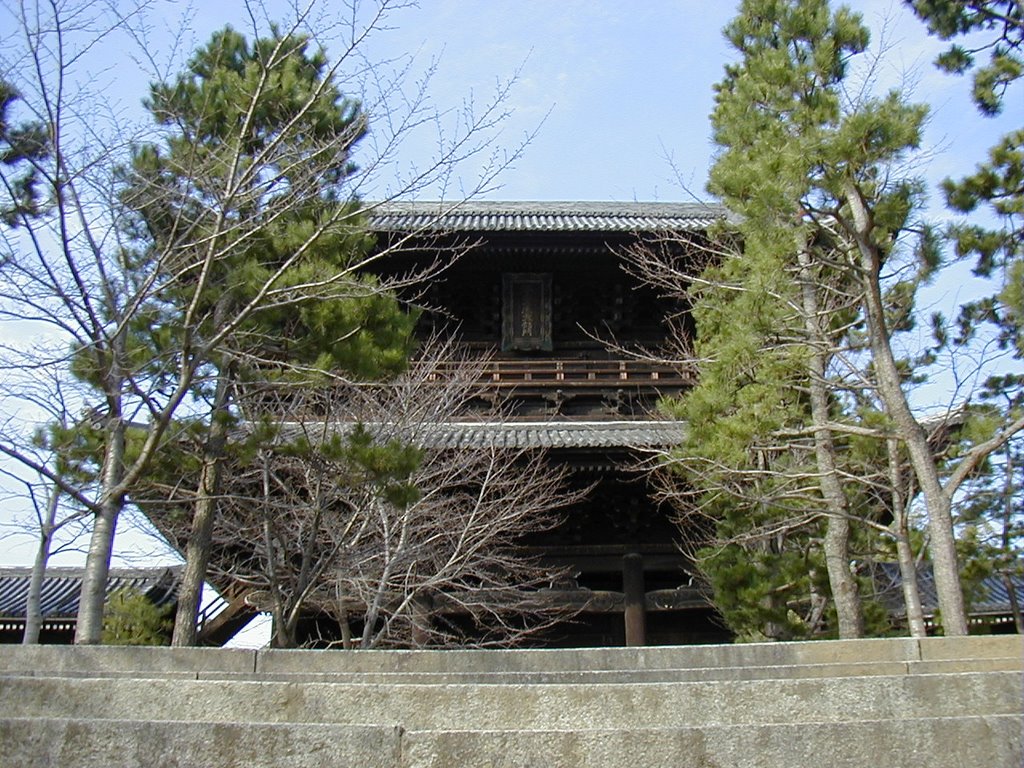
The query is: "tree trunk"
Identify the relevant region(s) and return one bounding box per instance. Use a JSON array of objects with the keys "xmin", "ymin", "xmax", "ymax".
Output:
[
  {"xmin": 171, "ymin": 372, "xmax": 232, "ymax": 647},
  {"xmin": 1004, "ymin": 574, "xmax": 1023, "ymax": 635},
  {"xmin": 895, "ymin": 522, "xmax": 928, "ymax": 637},
  {"xmin": 1000, "ymin": 448, "xmax": 1022, "ymax": 633},
  {"xmin": 271, "ymin": 614, "xmax": 299, "ymax": 648},
  {"xmin": 797, "ymin": 247, "xmax": 864, "ymax": 638},
  {"xmin": 843, "ymin": 178, "xmax": 969, "ymax": 636},
  {"xmin": 75, "ymin": 411, "xmax": 126, "ymax": 645},
  {"xmin": 410, "ymin": 593, "xmax": 434, "ymax": 647},
  {"xmin": 22, "ymin": 487, "xmax": 60, "ymax": 644},
  {"xmin": 337, "ymin": 598, "xmax": 354, "ymax": 650},
  {"xmin": 888, "ymin": 438, "xmax": 928, "ymax": 638}
]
